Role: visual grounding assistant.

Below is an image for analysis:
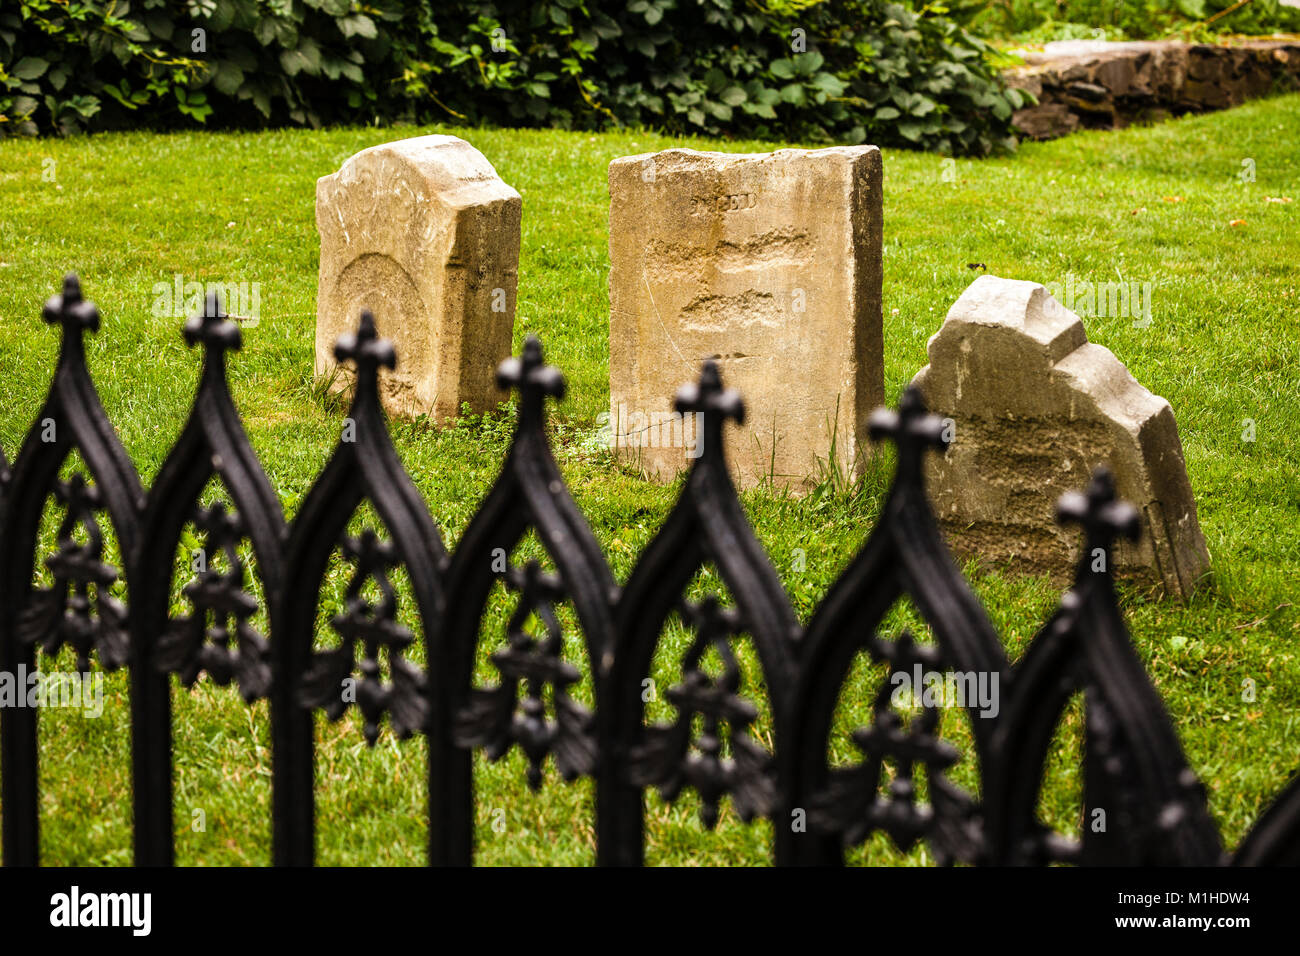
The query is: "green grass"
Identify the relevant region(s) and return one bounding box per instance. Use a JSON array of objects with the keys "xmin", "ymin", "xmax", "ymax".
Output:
[
  {"xmin": 0, "ymin": 96, "xmax": 1298, "ymax": 865},
  {"xmin": 974, "ymin": 0, "xmax": 1300, "ymax": 44}
]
